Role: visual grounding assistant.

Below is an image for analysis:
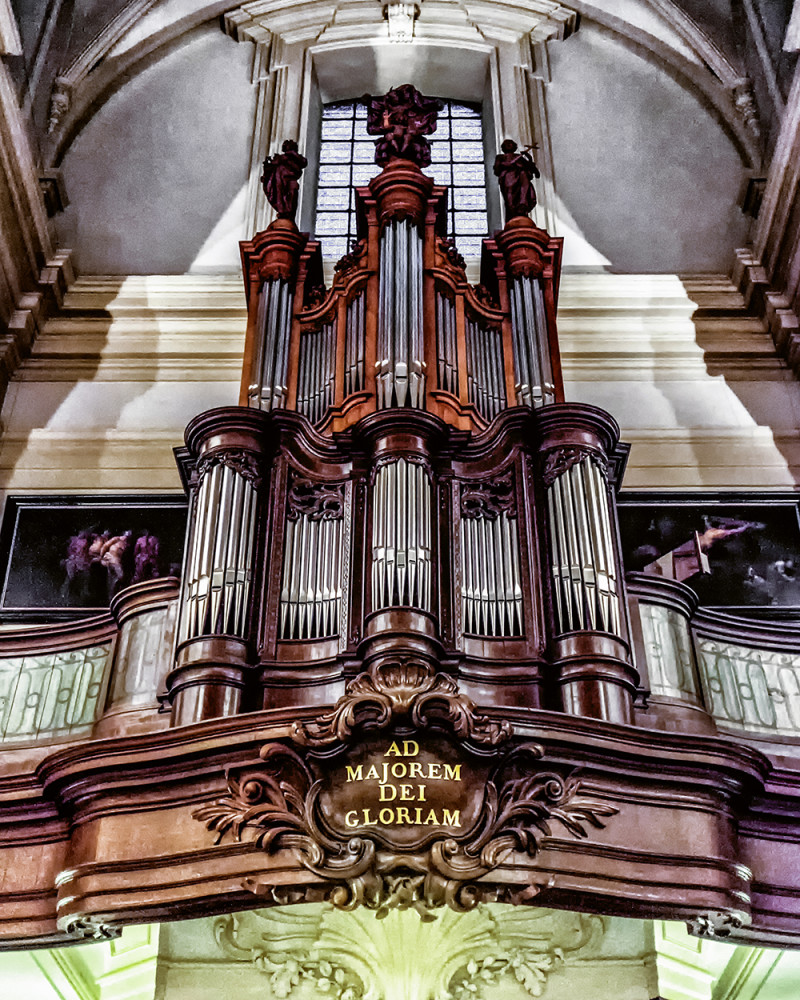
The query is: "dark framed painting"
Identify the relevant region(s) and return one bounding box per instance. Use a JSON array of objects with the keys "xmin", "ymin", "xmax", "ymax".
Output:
[
  {"xmin": 617, "ymin": 492, "xmax": 800, "ymax": 611},
  {"xmin": 0, "ymin": 495, "xmax": 188, "ymax": 621}
]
